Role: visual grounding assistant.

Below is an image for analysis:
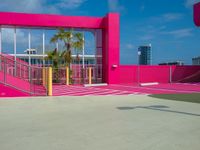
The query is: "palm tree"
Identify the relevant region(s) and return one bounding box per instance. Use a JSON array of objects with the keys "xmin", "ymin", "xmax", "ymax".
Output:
[
  {"xmin": 49, "ymin": 28, "xmax": 84, "ymax": 84},
  {"xmin": 46, "ymin": 48, "xmax": 62, "ymax": 83},
  {"xmin": 73, "ymin": 32, "xmax": 84, "ymax": 62},
  {"xmin": 50, "ymin": 28, "xmax": 73, "ymax": 66},
  {"xmin": 73, "ymin": 33, "xmax": 84, "ymax": 84},
  {"xmin": 50, "ymin": 28, "xmax": 84, "ymax": 66}
]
